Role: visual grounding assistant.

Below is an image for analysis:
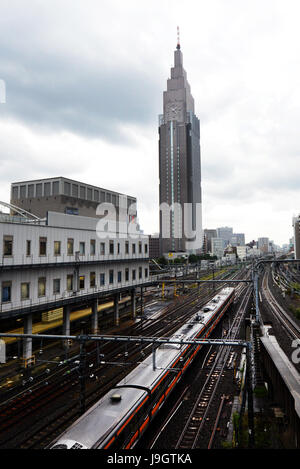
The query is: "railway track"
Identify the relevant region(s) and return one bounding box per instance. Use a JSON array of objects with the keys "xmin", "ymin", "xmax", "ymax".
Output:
[
  {"xmin": 0, "ymin": 271, "xmax": 235, "ymax": 449},
  {"xmin": 261, "ymin": 269, "xmax": 300, "ymax": 341},
  {"xmin": 174, "ymin": 282, "xmax": 252, "ymax": 449},
  {"xmin": 143, "ymin": 277, "xmax": 252, "ymax": 450}
]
